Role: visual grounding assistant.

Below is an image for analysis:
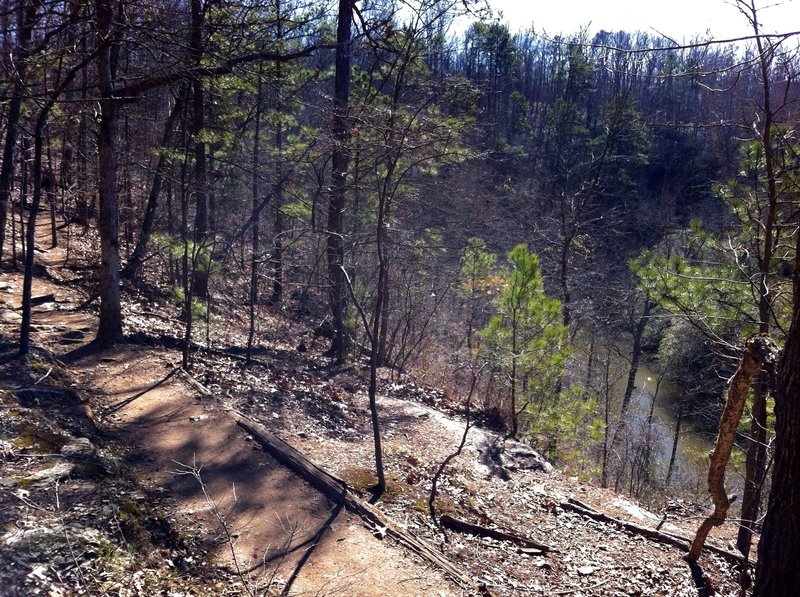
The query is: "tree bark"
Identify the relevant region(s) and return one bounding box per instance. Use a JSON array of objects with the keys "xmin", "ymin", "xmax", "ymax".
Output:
[
  {"xmin": 0, "ymin": 1, "xmax": 34, "ymax": 264},
  {"xmin": 247, "ymin": 72, "xmax": 263, "ymax": 363},
  {"xmin": 326, "ymin": 0, "xmax": 354, "ymax": 362},
  {"xmin": 754, "ymin": 231, "xmax": 800, "ymax": 596},
  {"xmin": 190, "ymin": 0, "xmax": 209, "ymax": 300},
  {"xmin": 94, "ymin": 0, "xmax": 123, "ymax": 346},
  {"xmin": 367, "ymin": 206, "xmax": 387, "ymax": 494},
  {"xmin": 738, "ymin": 0, "xmax": 777, "ymax": 562},
  {"xmin": 687, "ymin": 334, "xmax": 777, "ymax": 562},
  {"xmin": 736, "ymin": 376, "xmax": 768, "ymax": 558},
  {"xmin": 19, "ymin": 121, "xmax": 46, "ymax": 355},
  {"xmin": 270, "ymin": 6, "xmax": 284, "ymax": 304}
]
